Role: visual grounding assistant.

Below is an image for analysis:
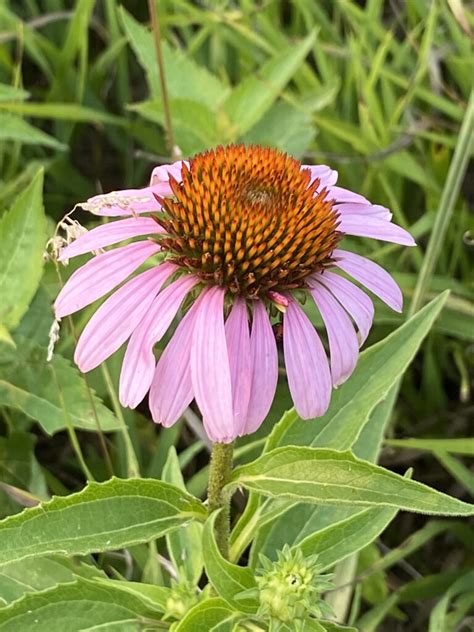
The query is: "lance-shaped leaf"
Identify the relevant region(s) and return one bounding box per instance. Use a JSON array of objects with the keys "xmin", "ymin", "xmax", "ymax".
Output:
[
  {"xmin": 203, "ymin": 512, "xmax": 258, "ymax": 614},
  {"xmin": 0, "ymin": 557, "xmax": 105, "ymax": 606},
  {"xmin": 297, "ymin": 506, "xmax": 398, "ymax": 570},
  {"xmin": 0, "ymin": 170, "xmax": 47, "ymax": 331},
  {"xmin": 0, "ymin": 577, "xmax": 165, "ymax": 630},
  {"xmin": 267, "ymin": 292, "xmax": 449, "ymax": 452},
  {"xmin": 162, "ymin": 447, "xmax": 203, "ymax": 584},
  {"xmin": 0, "ymin": 478, "xmax": 206, "ymax": 567},
  {"xmin": 175, "ymin": 597, "xmax": 242, "ymax": 631},
  {"xmin": 223, "ymin": 31, "xmax": 316, "ymax": 136},
  {"xmin": 229, "ymin": 447, "xmax": 474, "ymax": 516}
]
